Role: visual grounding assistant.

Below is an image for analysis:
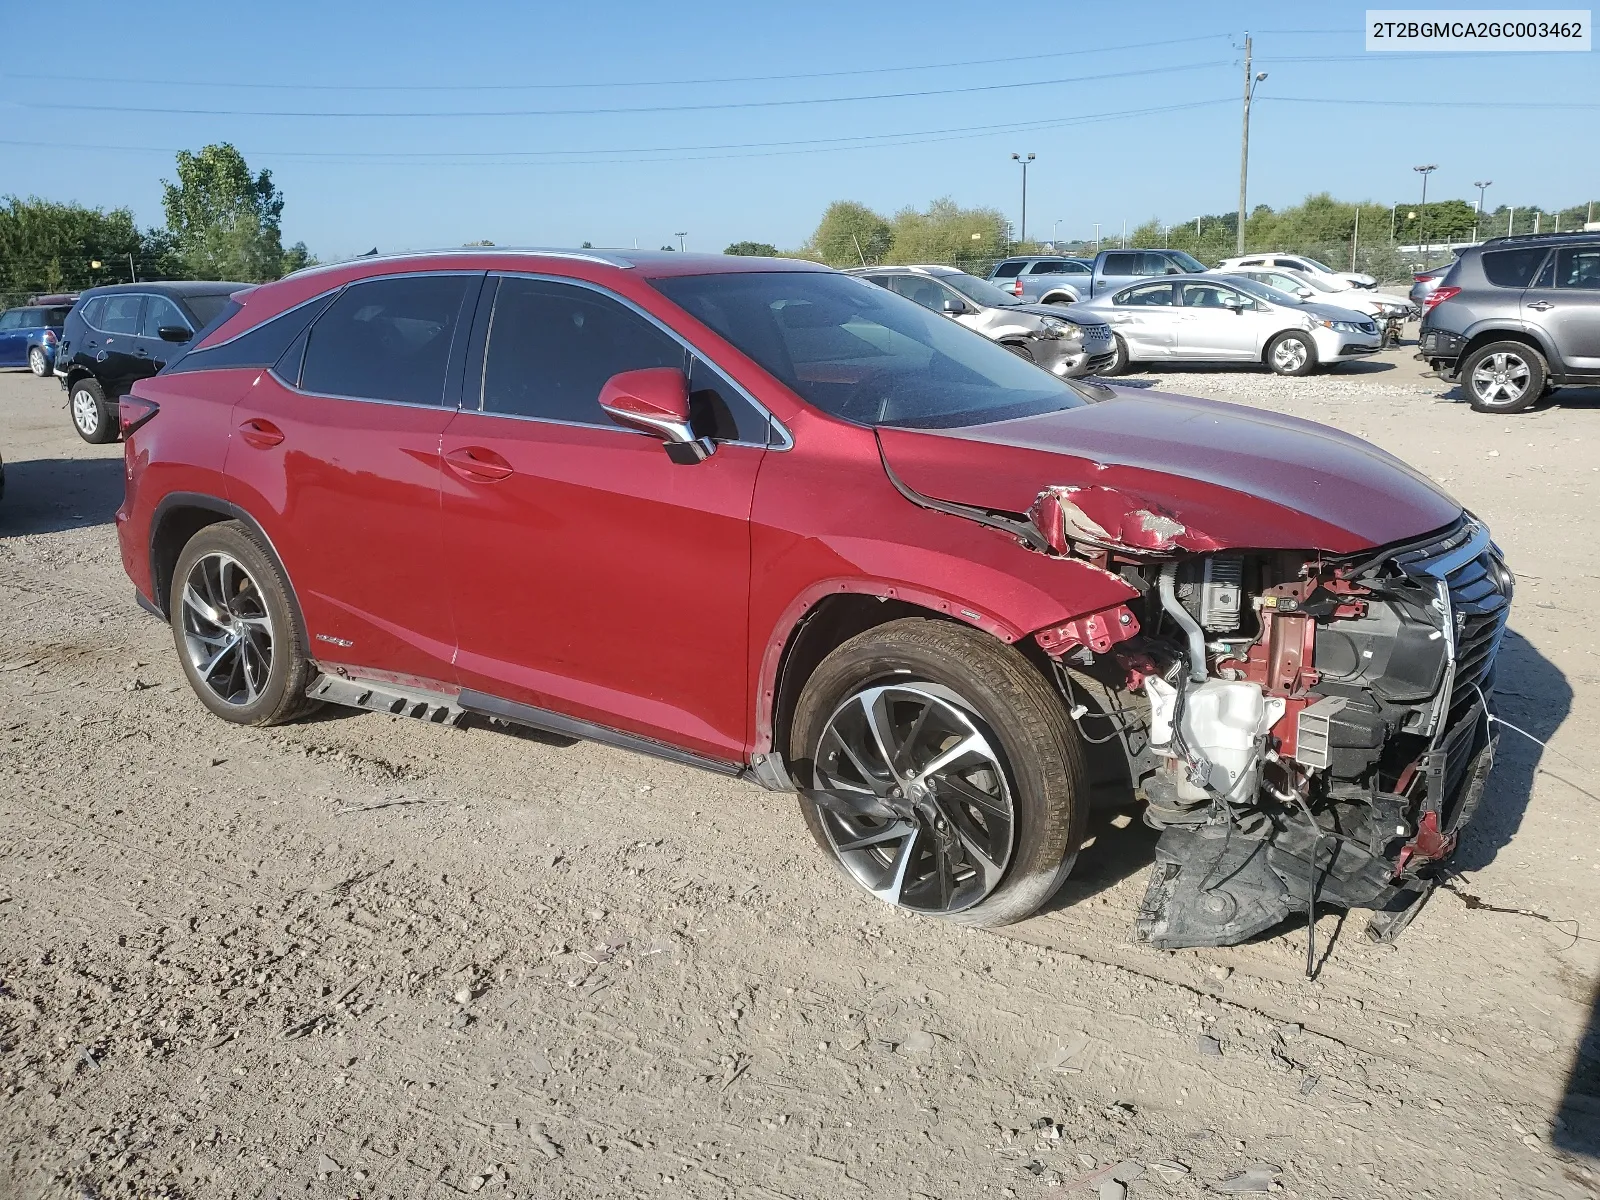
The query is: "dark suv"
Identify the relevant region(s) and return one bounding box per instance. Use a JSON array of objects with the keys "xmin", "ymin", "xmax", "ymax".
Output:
[
  {"xmin": 58, "ymin": 281, "xmax": 247, "ymax": 442},
  {"xmin": 1419, "ymin": 233, "xmax": 1600, "ymax": 413}
]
